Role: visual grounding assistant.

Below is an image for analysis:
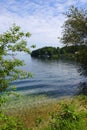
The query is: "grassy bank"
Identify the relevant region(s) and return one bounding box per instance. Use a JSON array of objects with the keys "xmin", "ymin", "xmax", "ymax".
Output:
[{"xmin": 1, "ymin": 95, "xmax": 87, "ymax": 130}]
